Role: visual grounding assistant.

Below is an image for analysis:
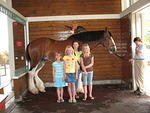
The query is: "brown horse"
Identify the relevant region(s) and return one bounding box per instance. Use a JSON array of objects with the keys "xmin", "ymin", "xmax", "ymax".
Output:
[{"xmin": 26, "ymin": 27, "xmax": 117, "ymax": 94}]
